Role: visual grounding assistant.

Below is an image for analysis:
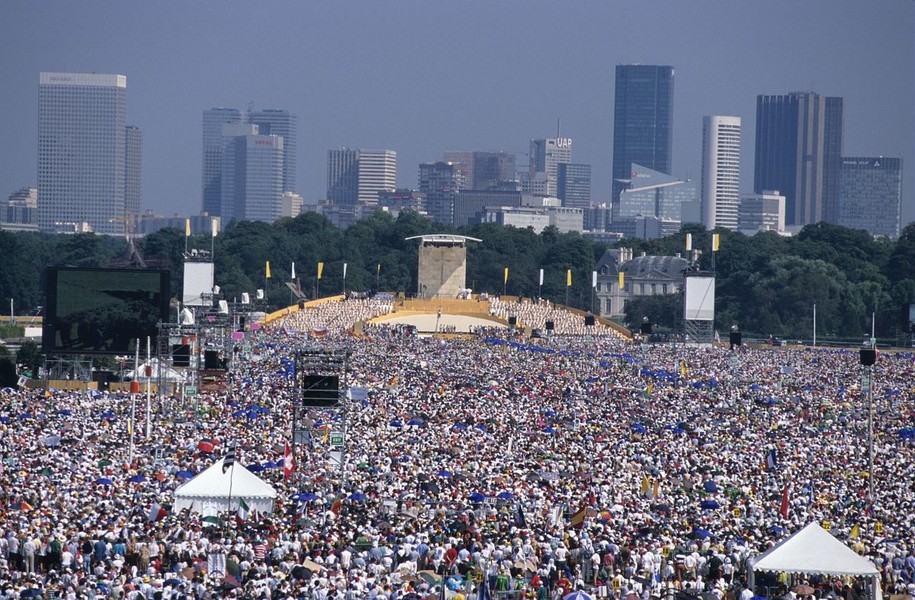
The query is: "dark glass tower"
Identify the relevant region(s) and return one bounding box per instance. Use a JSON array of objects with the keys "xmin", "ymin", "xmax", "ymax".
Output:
[
  {"xmin": 249, "ymin": 109, "xmax": 297, "ymax": 193},
  {"xmin": 611, "ymin": 65, "xmax": 675, "ymax": 209},
  {"xmin": 202, "ymin": 108, "xmax": 243, "ymax": 216},
  {"xmin": 754, "ymin": 92, "xmax": 844, "ymax": 227}
]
